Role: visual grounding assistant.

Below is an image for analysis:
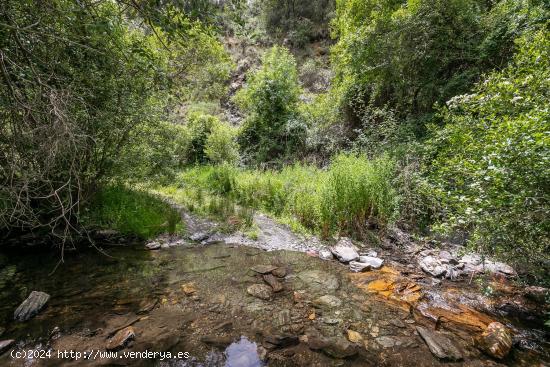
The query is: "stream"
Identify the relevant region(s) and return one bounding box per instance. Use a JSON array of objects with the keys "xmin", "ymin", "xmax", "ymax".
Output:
[{"xmin": 0, "ymin": 212, "xmax": 548, "ymax": 366}]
